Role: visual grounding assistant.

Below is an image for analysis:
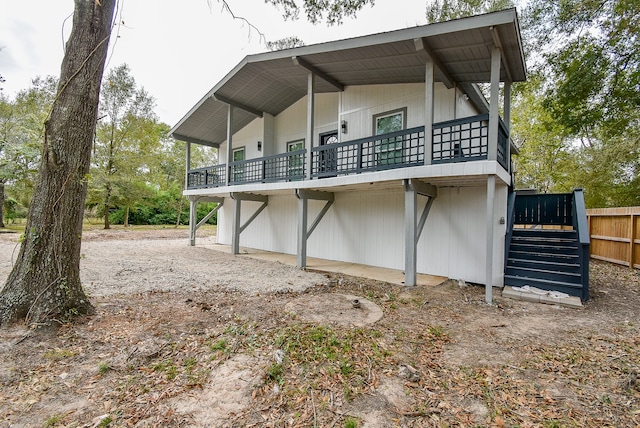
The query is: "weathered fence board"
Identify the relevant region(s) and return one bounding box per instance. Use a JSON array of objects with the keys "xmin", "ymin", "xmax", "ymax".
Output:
[{"xmin": 586, "ymin": 207, "xmax": 640, "ymax": 269}]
